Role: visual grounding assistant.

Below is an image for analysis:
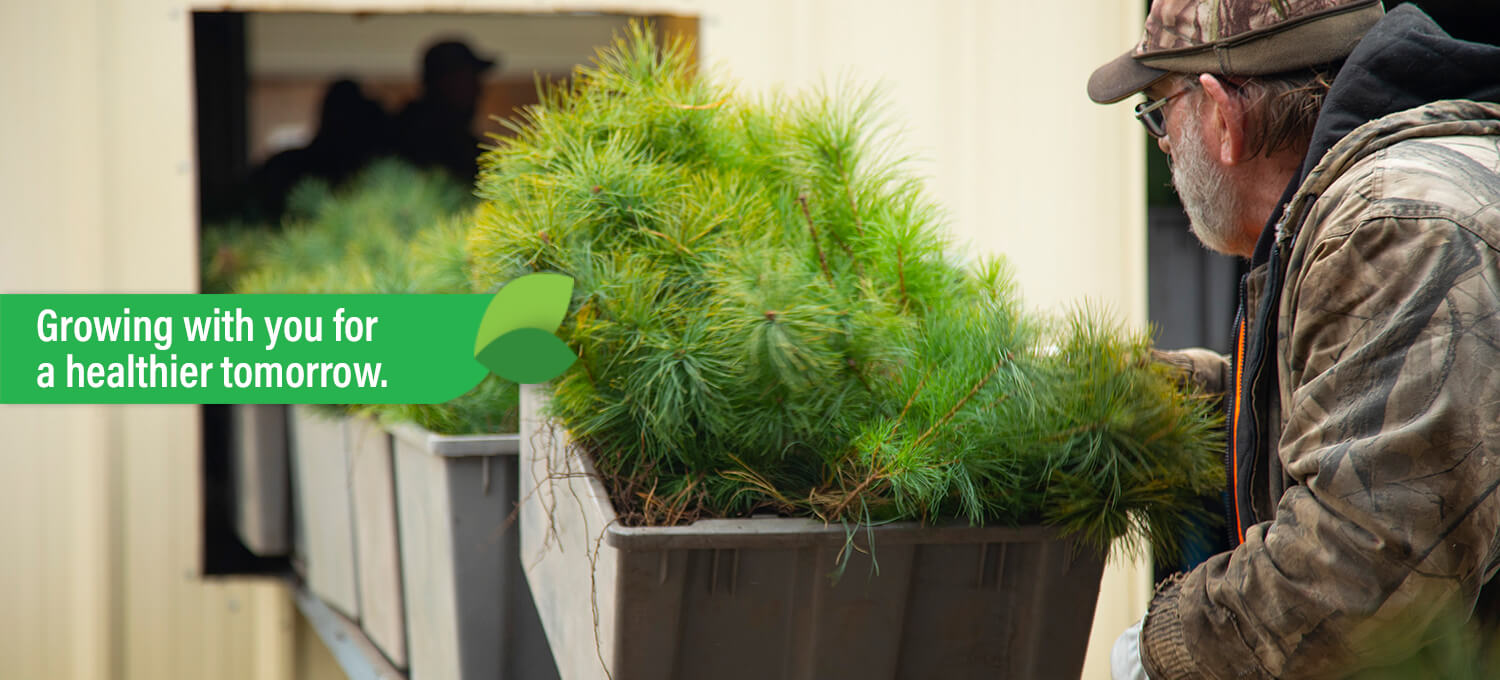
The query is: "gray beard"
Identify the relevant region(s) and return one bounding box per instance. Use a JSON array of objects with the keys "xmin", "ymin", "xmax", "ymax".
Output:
[{"xmin": 1170, "ymin": 113, "xmax": 1243, "ymax": 255}]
